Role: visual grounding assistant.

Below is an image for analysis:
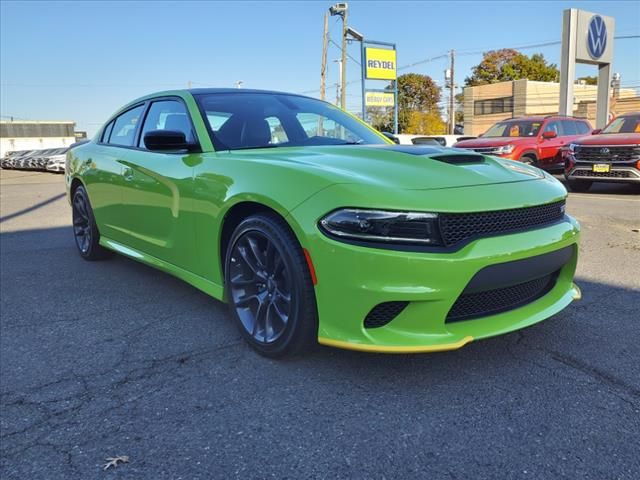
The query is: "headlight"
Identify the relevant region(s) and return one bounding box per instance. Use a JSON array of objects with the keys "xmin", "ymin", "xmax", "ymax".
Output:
[
  {"xmin": 496, "ymin": 144, "xmax": 515, "ymax": 155},
  {"xmin": 319, "ymin": 208, "xmax": 442, "ymax": 246},
  {"xmin": 568, "ymin": 143, "xmax": 577, "ymax": 153}
]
